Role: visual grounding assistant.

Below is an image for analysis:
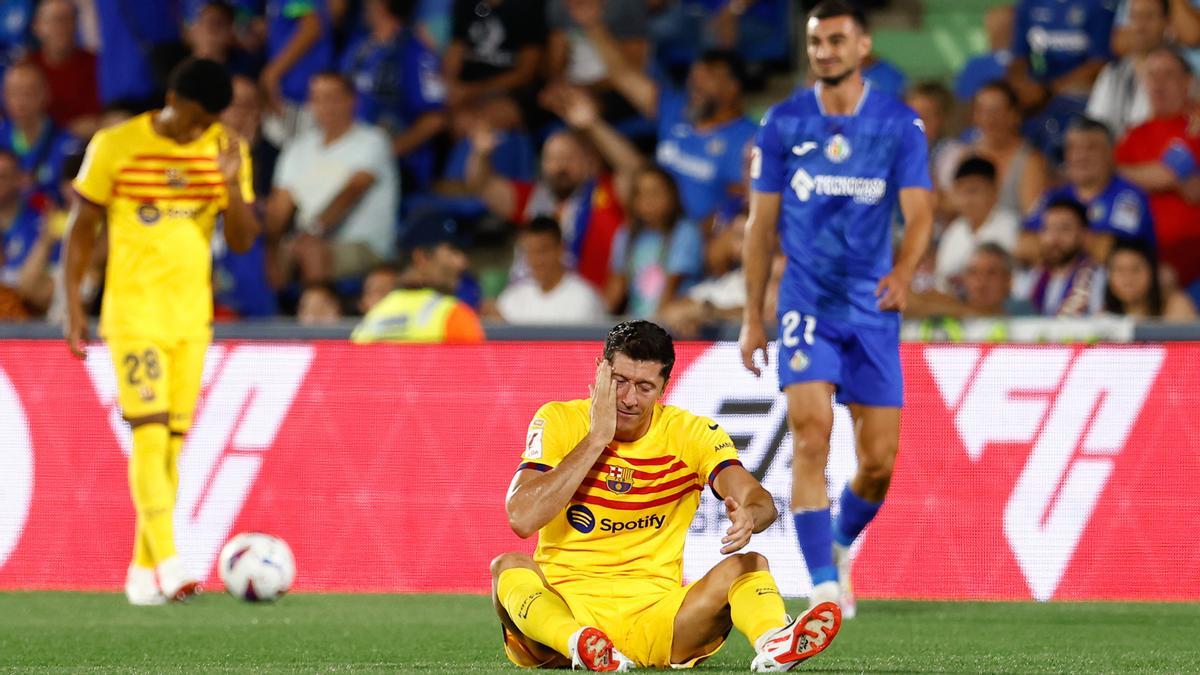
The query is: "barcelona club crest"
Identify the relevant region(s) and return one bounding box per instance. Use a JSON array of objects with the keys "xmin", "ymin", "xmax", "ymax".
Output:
[{"xmin": 605, "ymin": 465, "xmax": 633, "ymax": 494}]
